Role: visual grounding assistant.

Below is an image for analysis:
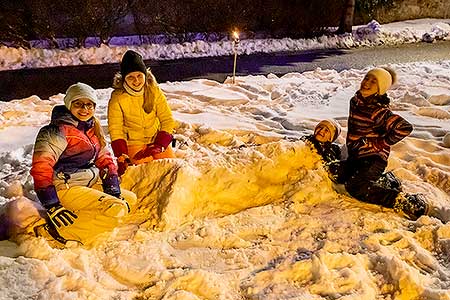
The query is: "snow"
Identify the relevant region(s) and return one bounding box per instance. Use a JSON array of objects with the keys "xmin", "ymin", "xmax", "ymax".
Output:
[{"xmin": 0, "ymin": 19, "xmax": 450, "ymax": 300}]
